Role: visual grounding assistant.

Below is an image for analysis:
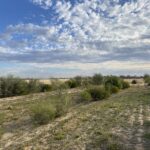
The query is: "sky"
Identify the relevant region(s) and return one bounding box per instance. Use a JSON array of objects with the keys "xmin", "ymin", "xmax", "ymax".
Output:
[{"xmin": 0, "ymin": 0, "xmax": 150, "ymax": 78}]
